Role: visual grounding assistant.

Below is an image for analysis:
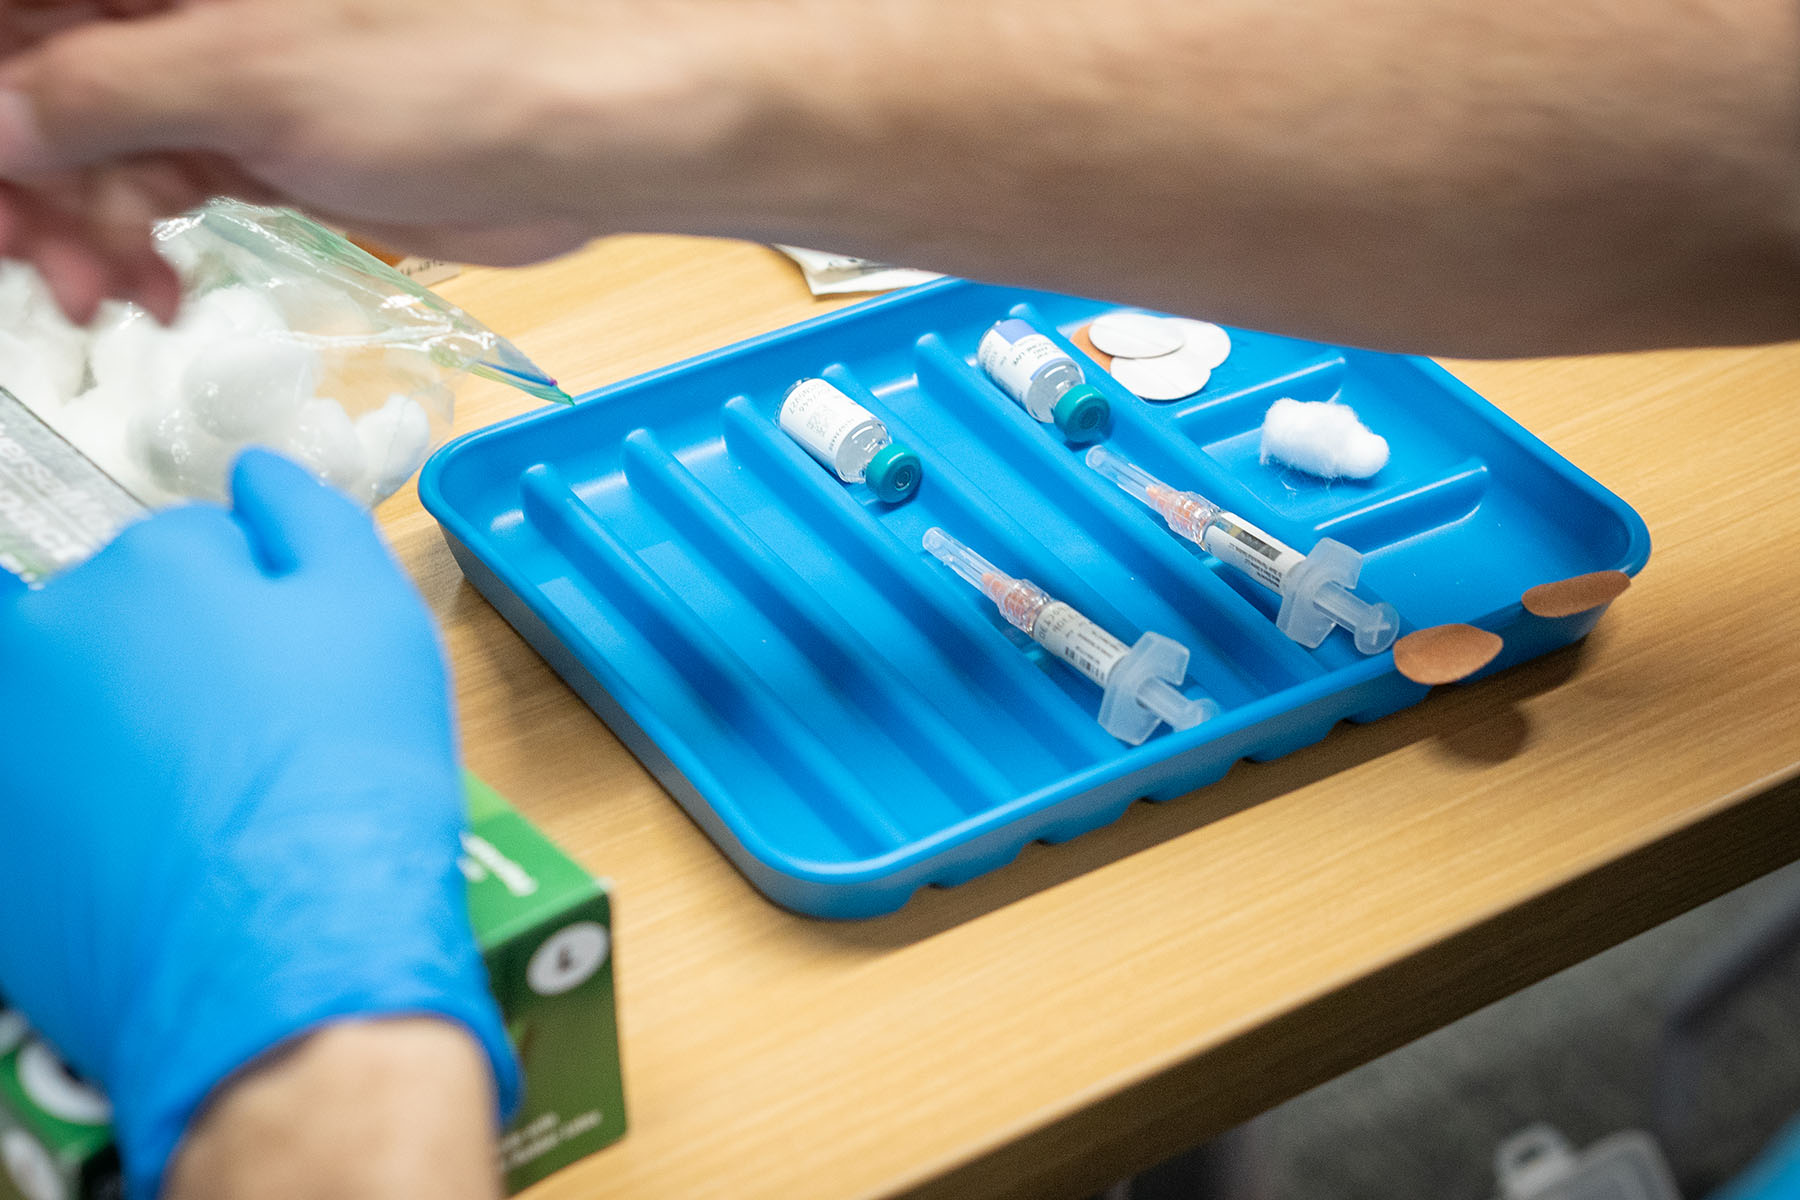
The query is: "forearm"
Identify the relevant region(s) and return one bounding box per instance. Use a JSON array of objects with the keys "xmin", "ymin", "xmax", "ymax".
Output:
[
  {"xmin": 165, "ymin": 1019, "xmax": 500, "ymax": 1200},
  {"xmin": 617, "ymin": 0, "xmax": 1800, "ymax": 355}
]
